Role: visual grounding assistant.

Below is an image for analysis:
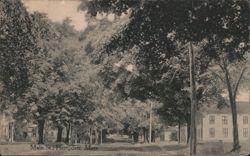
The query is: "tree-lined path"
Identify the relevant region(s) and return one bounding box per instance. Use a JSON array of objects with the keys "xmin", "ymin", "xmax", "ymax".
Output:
[{"xmin": 0, "ymin": 0, "xmax": 249, "ymax": 156}]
